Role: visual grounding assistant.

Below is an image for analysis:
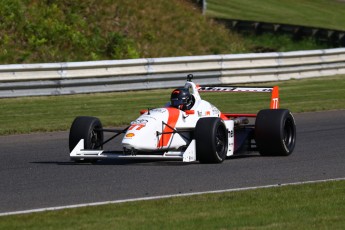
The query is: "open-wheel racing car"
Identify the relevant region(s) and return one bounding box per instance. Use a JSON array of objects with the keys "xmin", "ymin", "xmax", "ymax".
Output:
[{"xmin": 69, "ymin": 74, "xmax": 296, "ymax": 164}]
